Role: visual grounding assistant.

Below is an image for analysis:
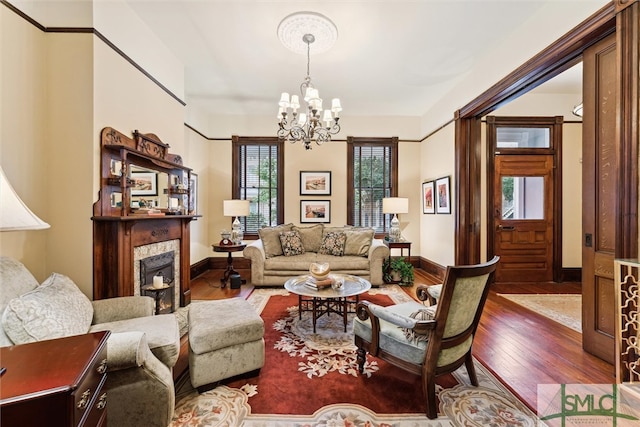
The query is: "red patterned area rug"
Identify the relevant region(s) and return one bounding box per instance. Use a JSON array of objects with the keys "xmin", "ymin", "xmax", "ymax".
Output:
[{"xmin": 171, "ymin": 286, "xmax": 537, "ymax": 426}]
